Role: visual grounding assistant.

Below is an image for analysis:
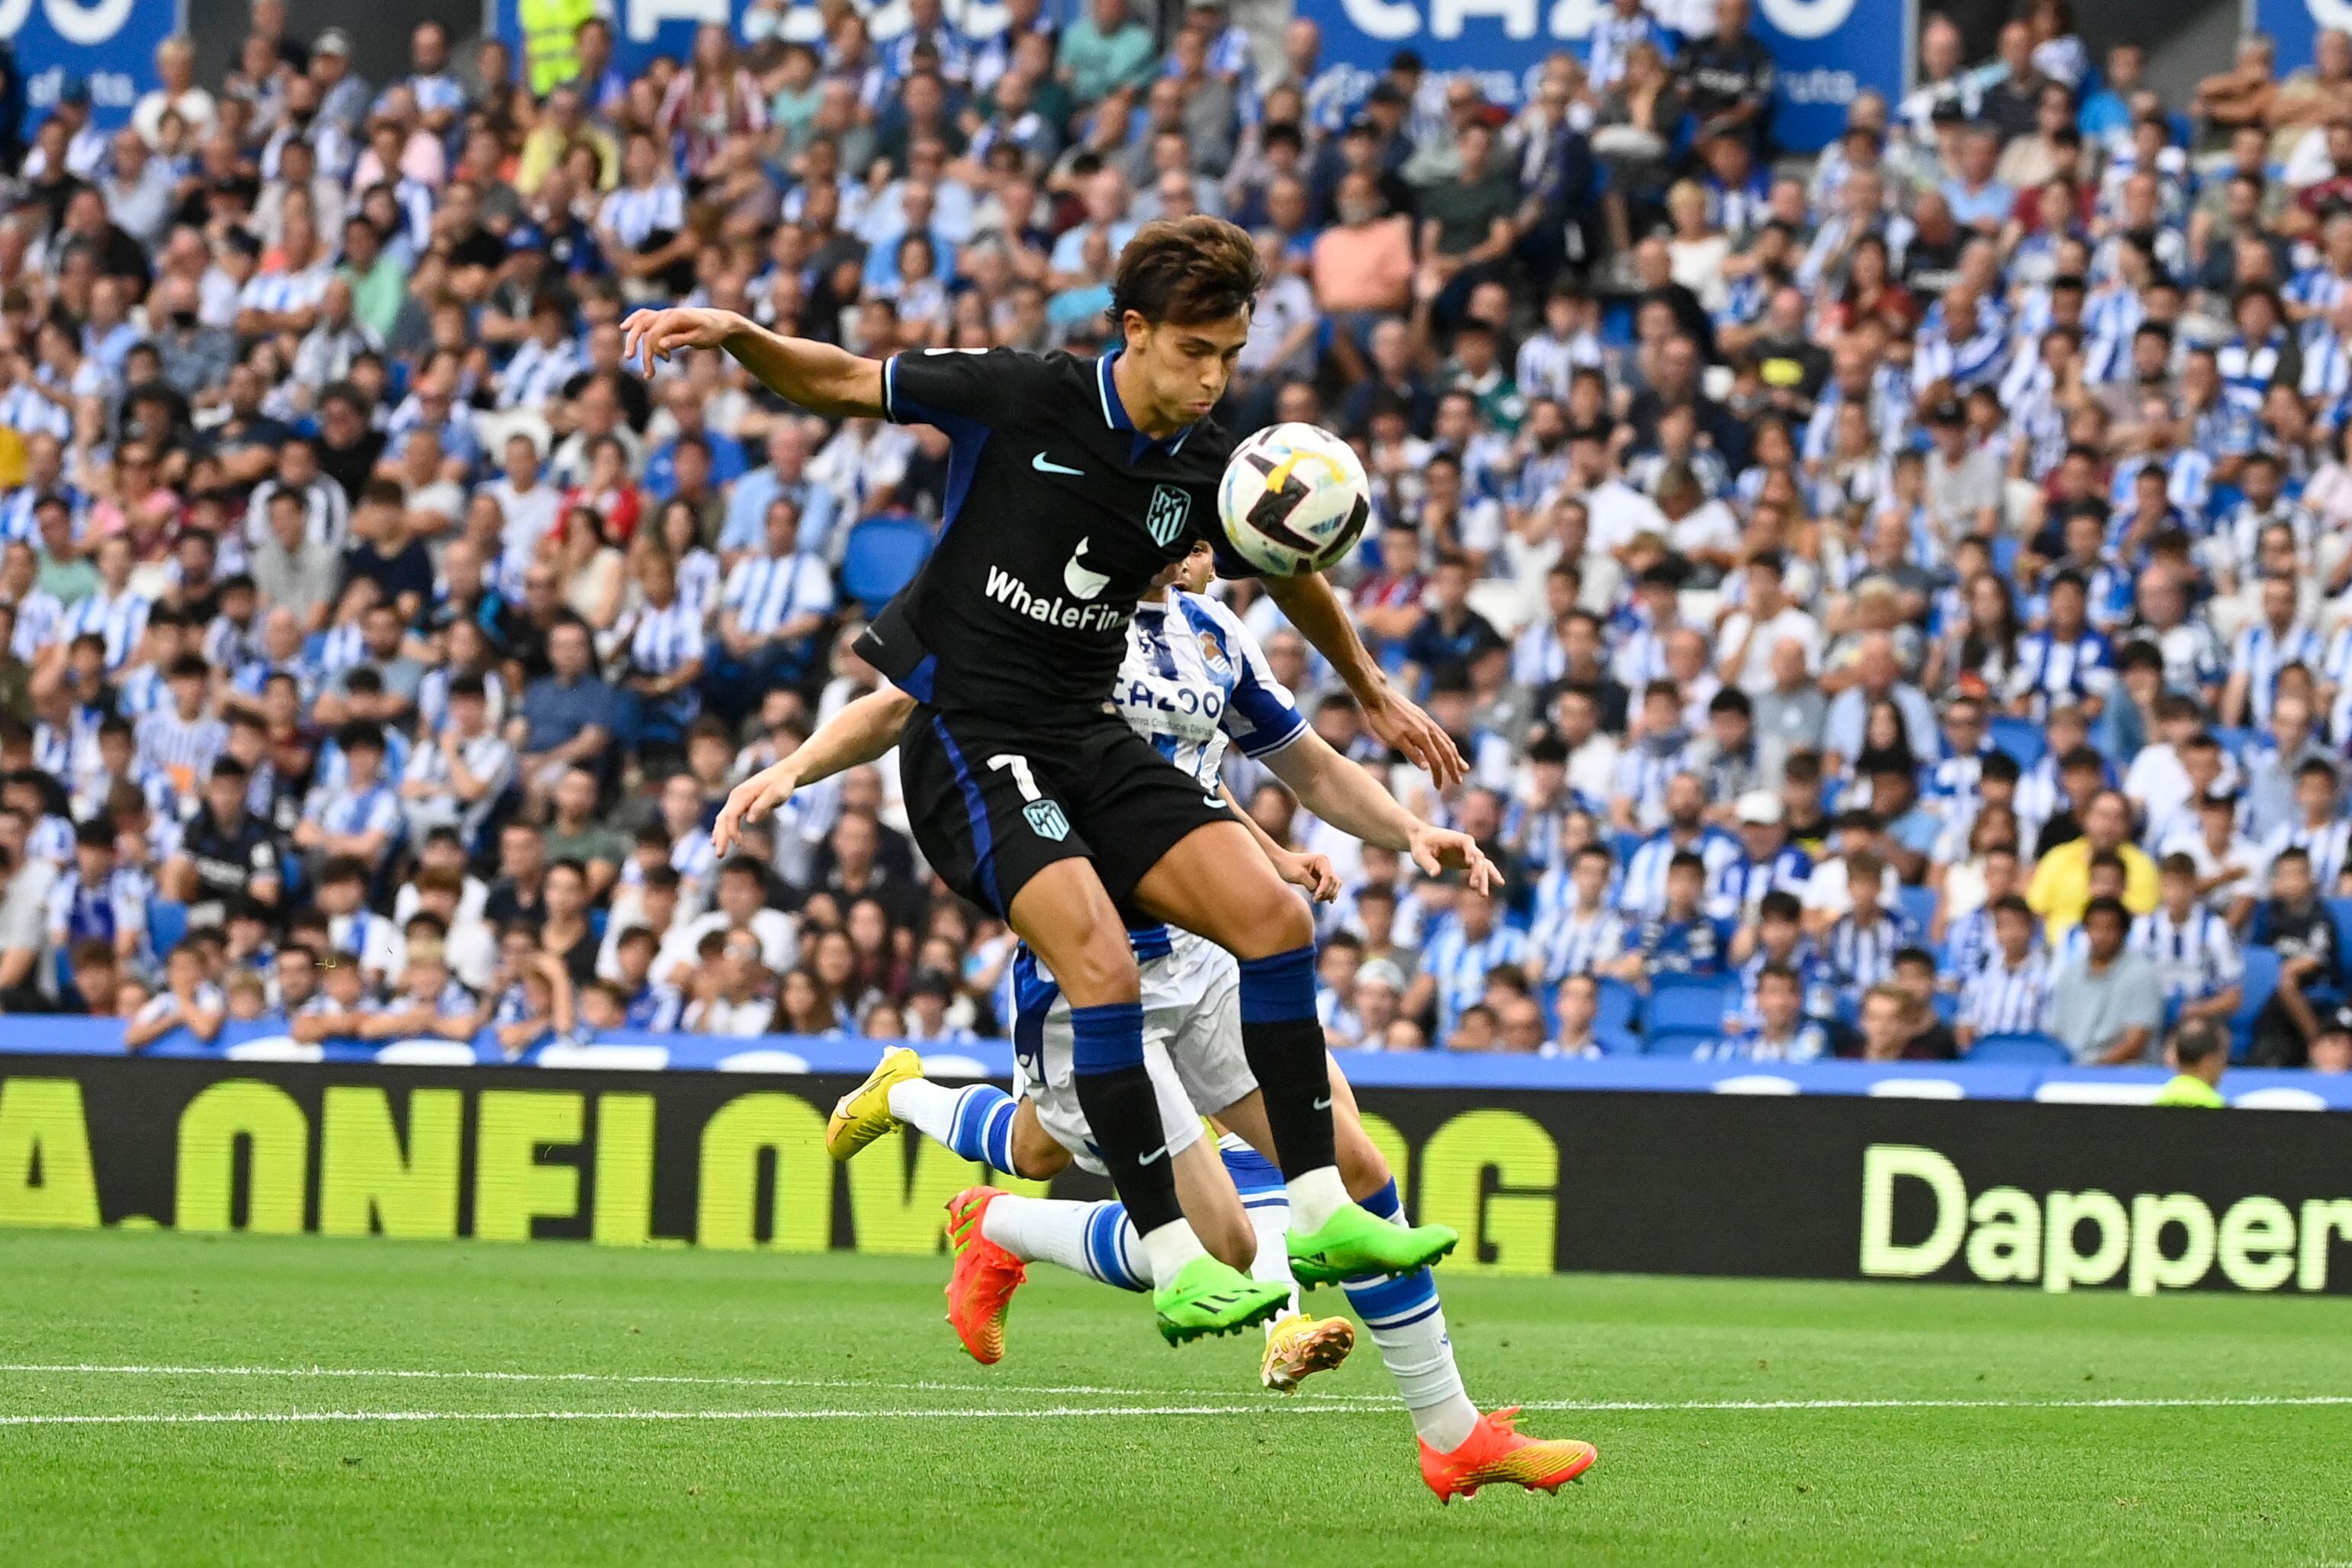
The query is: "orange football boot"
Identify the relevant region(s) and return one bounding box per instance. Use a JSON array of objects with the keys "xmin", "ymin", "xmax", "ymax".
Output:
[
  {"xmin": 1419, "ymin": 1407, "xmax": 1597, "ymax": 1502},
  {"xmin": 943, "ymin": 1186, "xmax": 1027, "ymax": 1365}
]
